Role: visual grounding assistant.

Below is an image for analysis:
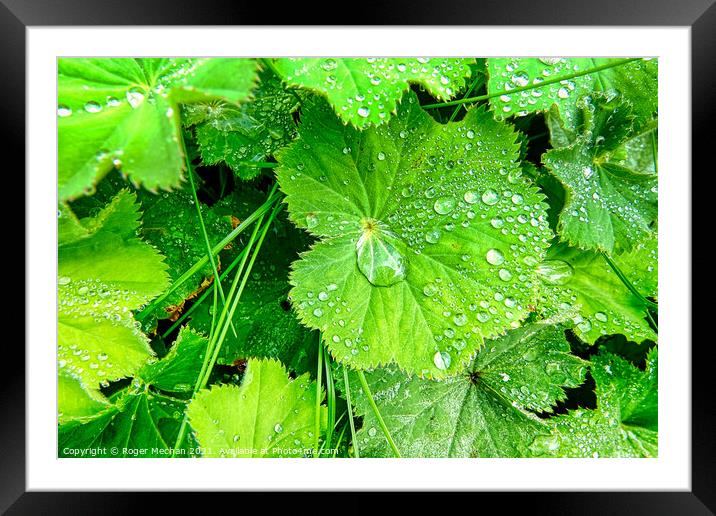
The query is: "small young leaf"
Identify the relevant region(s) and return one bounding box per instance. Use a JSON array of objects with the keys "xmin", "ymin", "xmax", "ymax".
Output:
[
  {"xmin": 139, "ymin": 327, "xmax": 209, "ymax": 394},
  {"xmin": 188, "ymin": 67, "xmax": 300, "ymax": 180},
  {"xmin": 542, "ymin": 94, "xmax": 657, "ymax": 254},
  {"xmin": 186, "ymin": 358, "xmax": 325, "ymax": 457},
  {"xmin": 59, "ymin": 388, "xmax": 190, "ymax": 457},
  {"xmin": 487, "ymin": 57, "xmax": 657, "ymax": 130}
]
